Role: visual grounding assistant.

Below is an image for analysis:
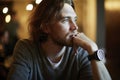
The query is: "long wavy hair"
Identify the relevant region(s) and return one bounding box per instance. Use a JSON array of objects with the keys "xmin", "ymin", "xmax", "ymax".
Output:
[{"xmin": 28, "ymin": 0, "xmax": 73, "ymax": 43}]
